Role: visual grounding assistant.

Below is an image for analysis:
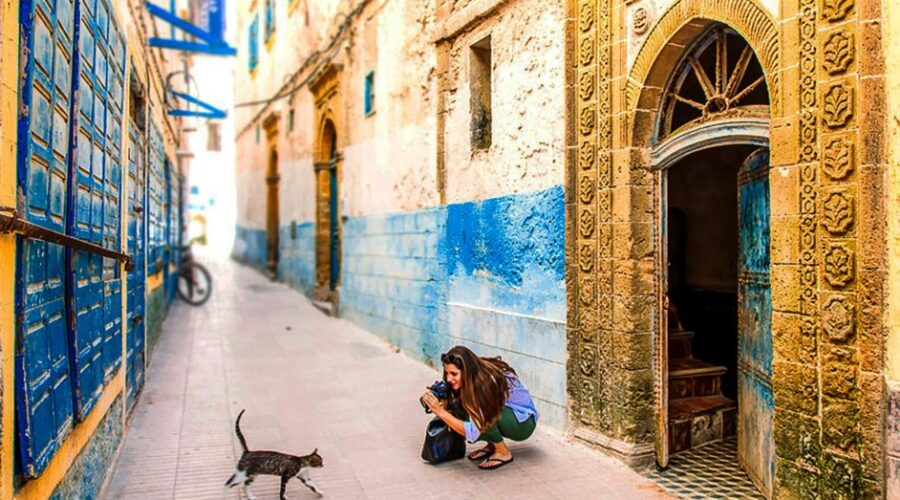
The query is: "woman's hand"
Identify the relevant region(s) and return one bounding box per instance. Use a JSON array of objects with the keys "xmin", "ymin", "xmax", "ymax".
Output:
[
  {"xmin": 421, "ymin": 390, "xmax": 443, "ymax": 414},
  {"xmin": 423, "ymin": 390, "xmax": 466, "ymax": 437}
]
